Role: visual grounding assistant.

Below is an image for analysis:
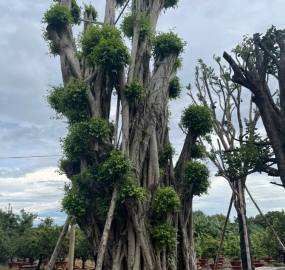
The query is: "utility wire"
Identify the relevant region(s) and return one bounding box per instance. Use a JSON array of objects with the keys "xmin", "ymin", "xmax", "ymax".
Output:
[{"xmin": 0, "ymin": 155, "xmax": 61, "ymax": 159}]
